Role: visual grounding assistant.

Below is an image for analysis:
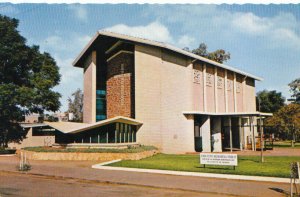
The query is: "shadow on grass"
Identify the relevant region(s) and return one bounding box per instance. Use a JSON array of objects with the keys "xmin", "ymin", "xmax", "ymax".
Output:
[
  {"xmin": 196, "ymin": 165, "xmax": 236, "ymax": 170},
  {"xmin": 238, "ymin": 157, "xmax": 261, "ymax": 163}
]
